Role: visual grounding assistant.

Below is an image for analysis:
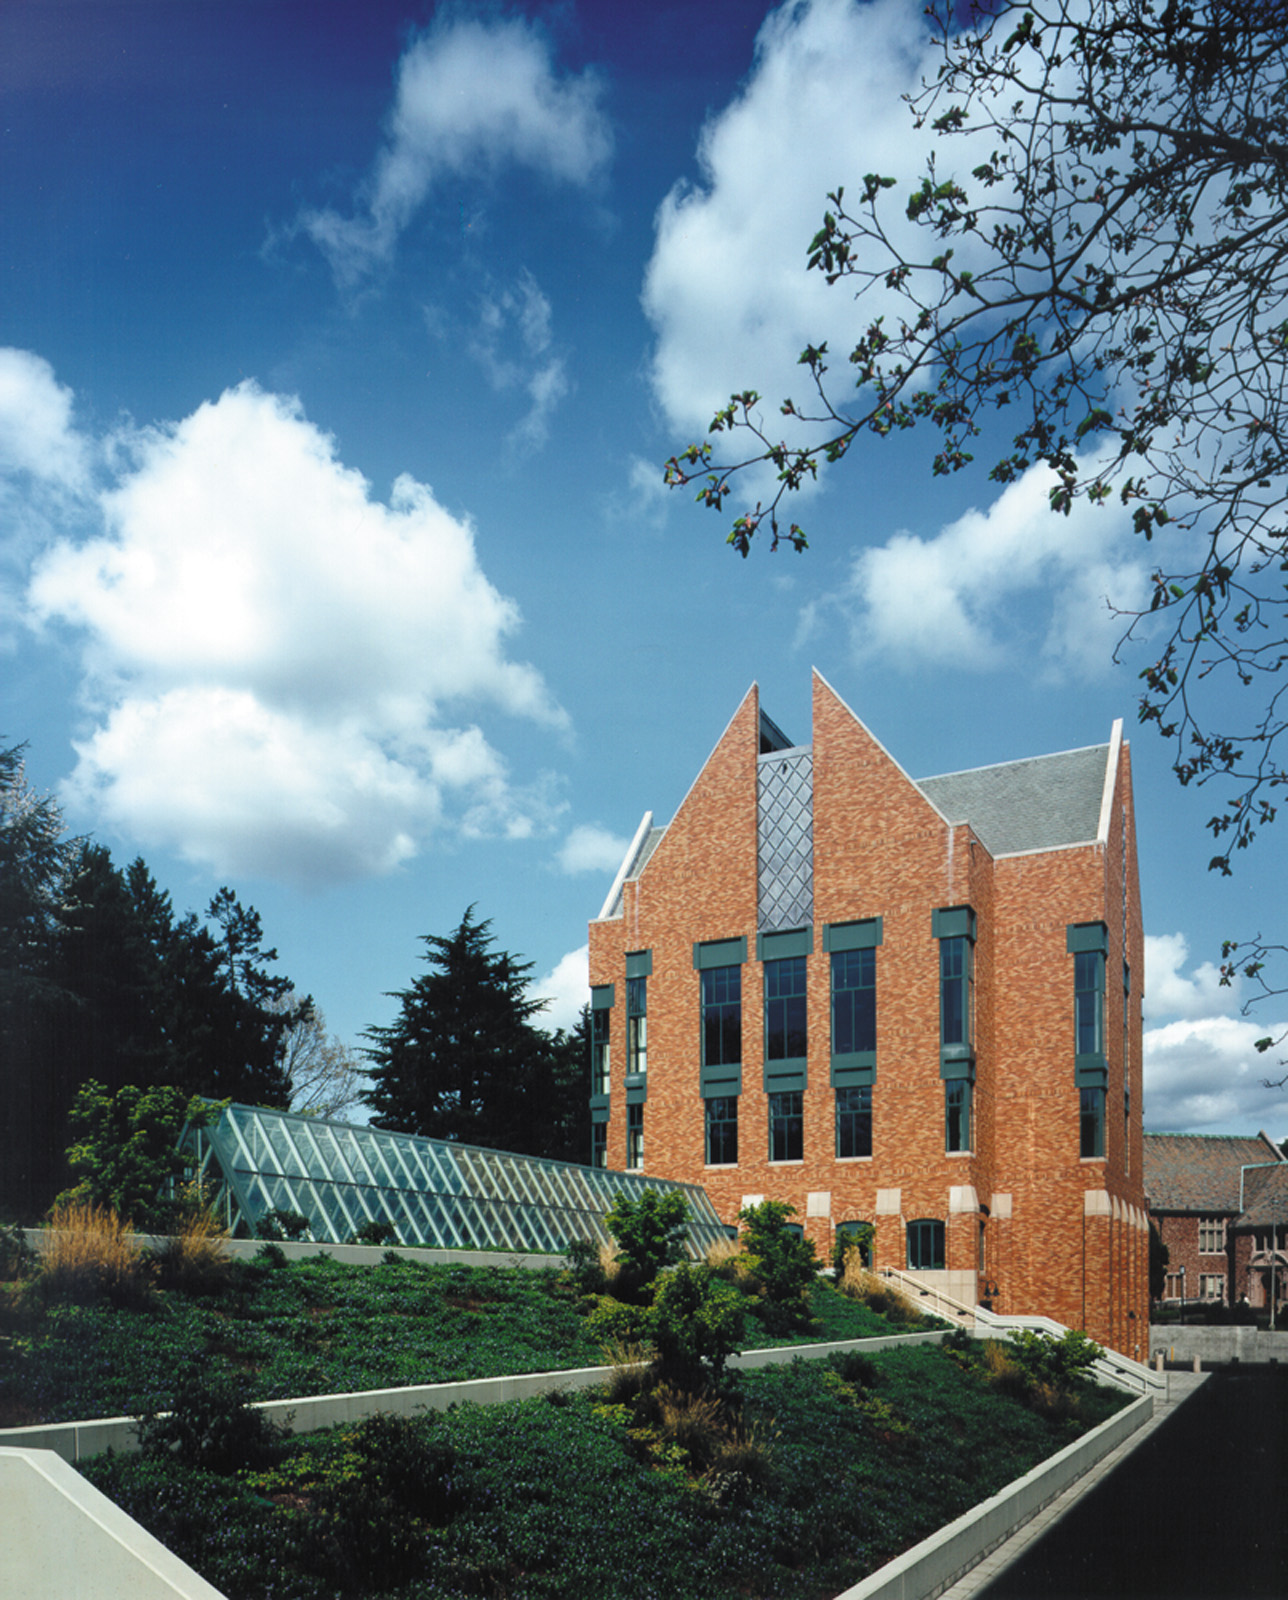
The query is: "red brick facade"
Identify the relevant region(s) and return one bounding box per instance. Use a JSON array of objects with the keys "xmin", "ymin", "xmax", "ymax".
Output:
[{"xmin": 588, "ymin": 674, "xmax": 1150, "ymax": 1357}]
